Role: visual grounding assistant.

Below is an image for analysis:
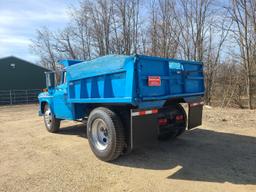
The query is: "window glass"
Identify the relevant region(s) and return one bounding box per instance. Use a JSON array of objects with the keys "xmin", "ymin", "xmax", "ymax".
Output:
[
  {"xmin": 56, "ymin": 70, "xmax": 66, "ymax": 85},
  {"xmin": 63, "ymin": 71, "xmax": 66, "ymax": 84}
]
